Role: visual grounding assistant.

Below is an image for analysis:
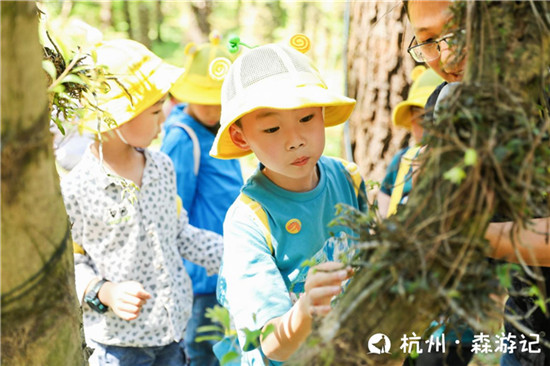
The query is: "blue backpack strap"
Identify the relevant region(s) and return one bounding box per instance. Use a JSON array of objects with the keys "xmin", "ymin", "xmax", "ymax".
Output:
[{"xmin": 172, "ymin": 122, "xmax": 200, "ymax": 176}]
